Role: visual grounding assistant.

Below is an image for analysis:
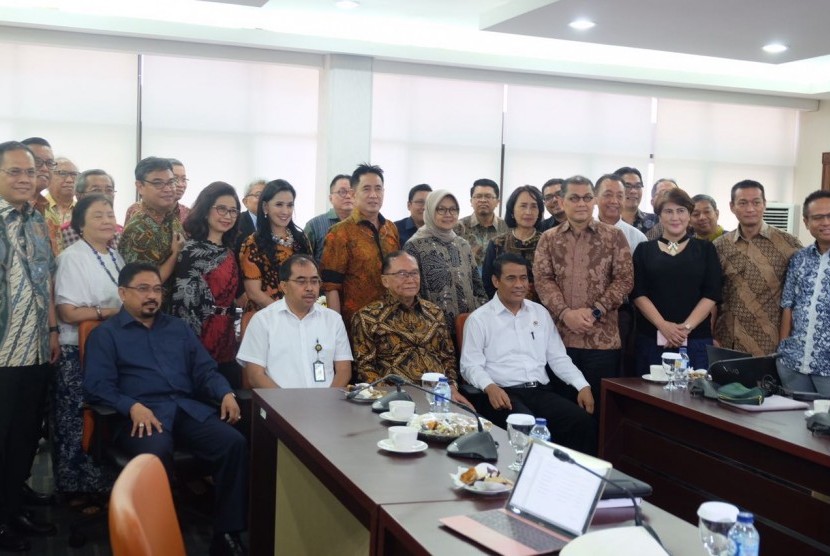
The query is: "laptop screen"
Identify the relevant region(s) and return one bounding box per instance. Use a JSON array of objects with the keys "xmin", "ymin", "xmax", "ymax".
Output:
[{"xmin": 506, "ymin": 442, "xmax": 606, "ymax": 537}]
